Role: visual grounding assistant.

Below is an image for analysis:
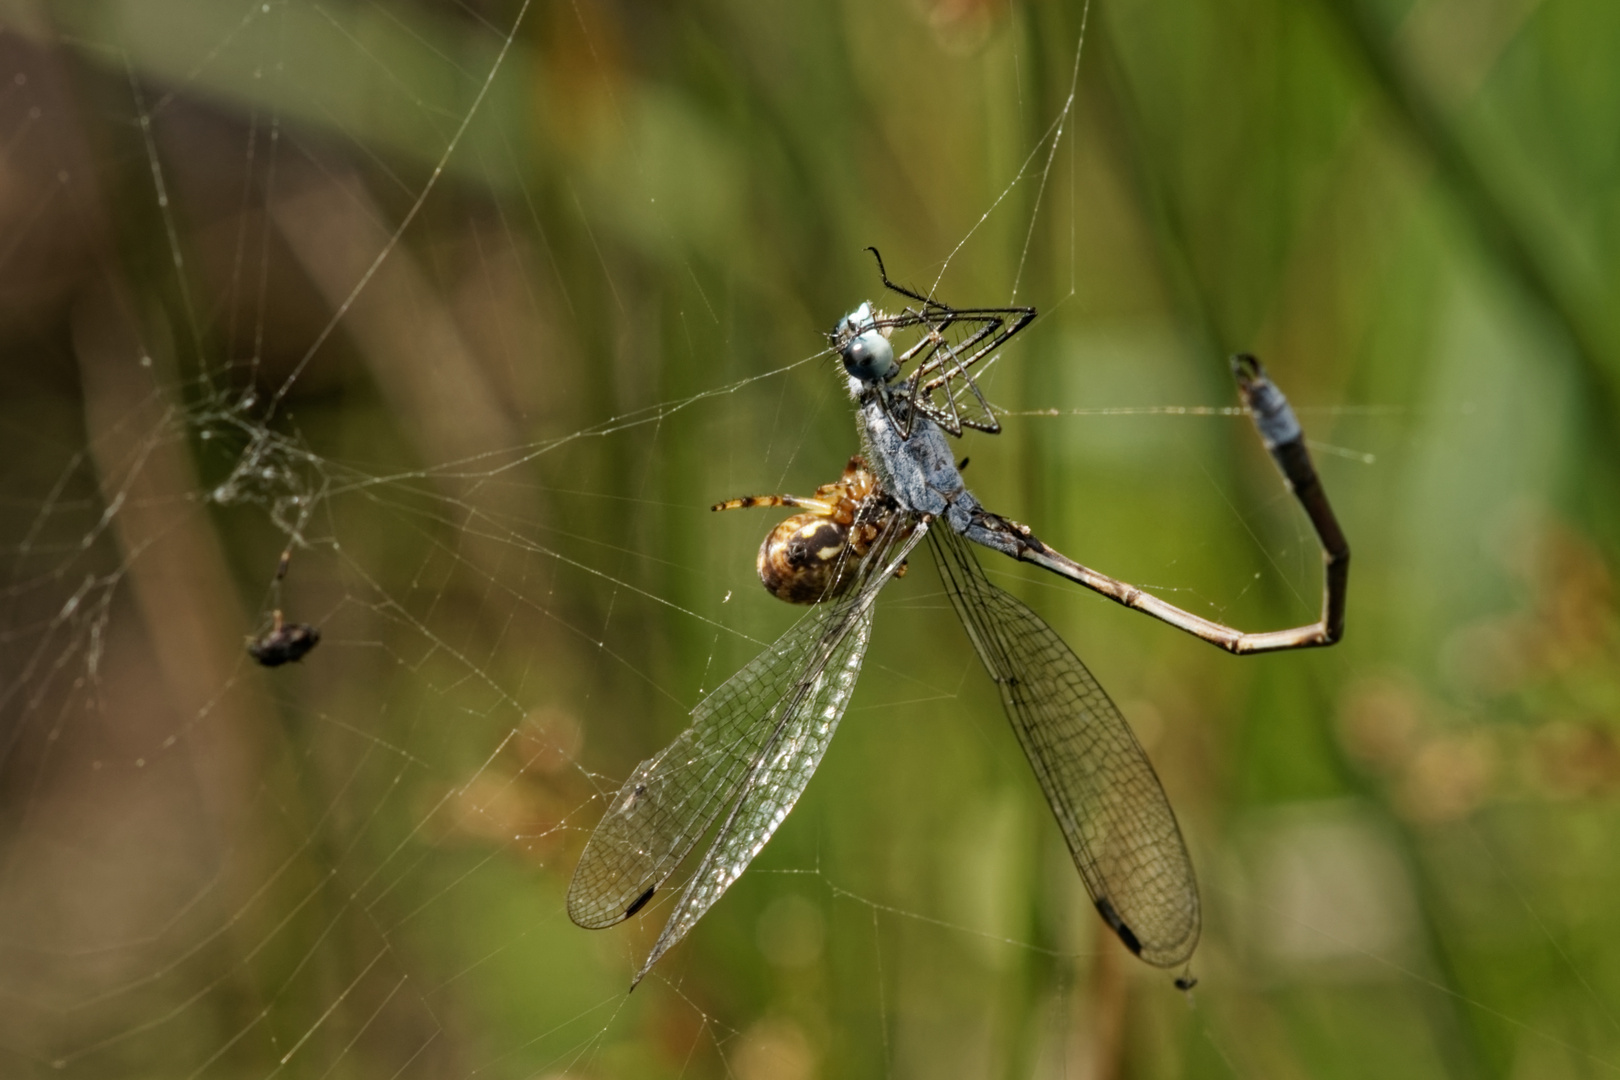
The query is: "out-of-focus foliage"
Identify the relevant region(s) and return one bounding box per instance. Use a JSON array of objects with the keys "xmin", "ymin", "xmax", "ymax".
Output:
[{"xmin": 1, "ymin": 0, "xmax": 1618, "ymax": 1076}]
